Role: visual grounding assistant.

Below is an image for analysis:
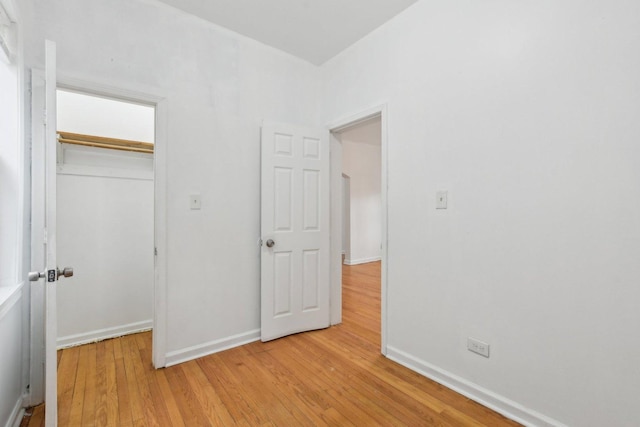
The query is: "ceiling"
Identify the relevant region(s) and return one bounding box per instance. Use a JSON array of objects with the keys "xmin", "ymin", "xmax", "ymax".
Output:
[{"xmin": 156, "ymin": 0, "xmax": 418, "ymax": 65}]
